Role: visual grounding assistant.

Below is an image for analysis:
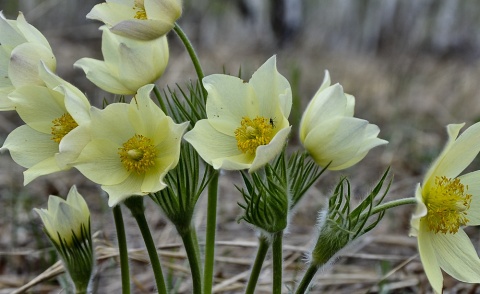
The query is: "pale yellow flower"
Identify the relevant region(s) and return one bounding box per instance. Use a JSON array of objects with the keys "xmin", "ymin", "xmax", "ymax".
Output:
[
  {"xmin": 184, "ymin": 56, "xmax": 292, "ymax": 172},
  {"xmin": 0, "ymin": 12, "xmax": 56, "ymax": 110},
  {"xmin": 34, "ymin": 186, "xmax": 90, "ymax": 247},
  {"xmin": 299, "ymin": 70, "xmax": 387, "ymax": 170},
  {"xmin": 68, "ymin": 84, "xmax": 188, "ymax": 206},
  {"xmin": 75, "ymin": 26, "xmax": 169, "ymax": 95},
  {"xmin": 0, "ymin": 63, "xmax": 91, "ymax": 184},
  {"xmin": 86, "ymin": 0, "xmax": 182, "ymax": 40},
  {"xmin": 410, "ymin": 123, "xmax": 480, "ymax": 293}
]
